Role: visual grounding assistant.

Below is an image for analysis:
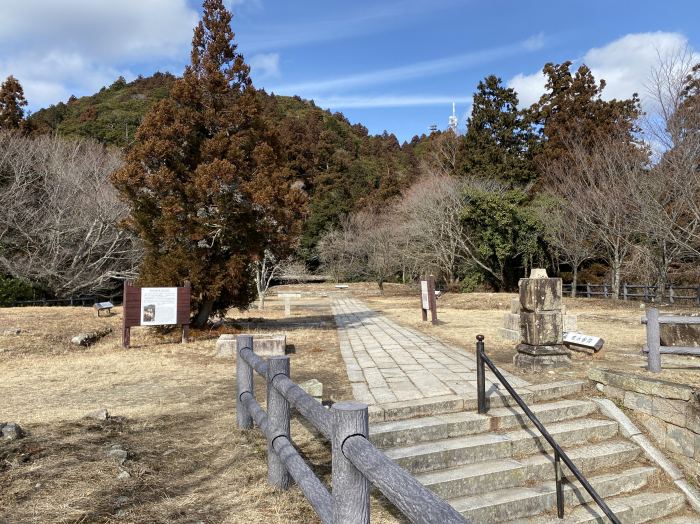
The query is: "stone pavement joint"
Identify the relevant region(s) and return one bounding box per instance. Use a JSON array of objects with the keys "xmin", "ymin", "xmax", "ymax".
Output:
[{"xmin": 330, "ymin": 297, "xmax": 530, "ymax": 406}]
